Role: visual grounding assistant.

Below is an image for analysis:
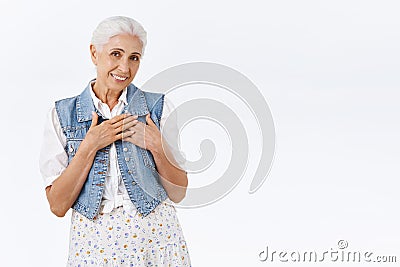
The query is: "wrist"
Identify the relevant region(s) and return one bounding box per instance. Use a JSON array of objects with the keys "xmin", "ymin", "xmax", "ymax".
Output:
[
  {"xmin": 78, "ymin": 138, "xmax": 99, "ymax": 158},
  {"xmin": 149, "ymin": 141, "xmax": 166, "ymax": 159}
]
